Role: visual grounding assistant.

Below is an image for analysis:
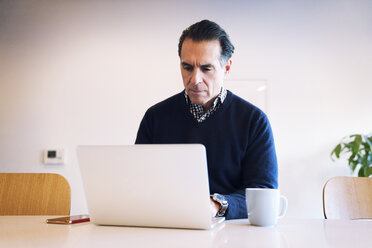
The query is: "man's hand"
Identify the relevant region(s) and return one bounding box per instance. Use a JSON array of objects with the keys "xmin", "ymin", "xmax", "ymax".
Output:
[{"xmin": 210, "ymin": 198, "xmax": 220, "ymax": 217}]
